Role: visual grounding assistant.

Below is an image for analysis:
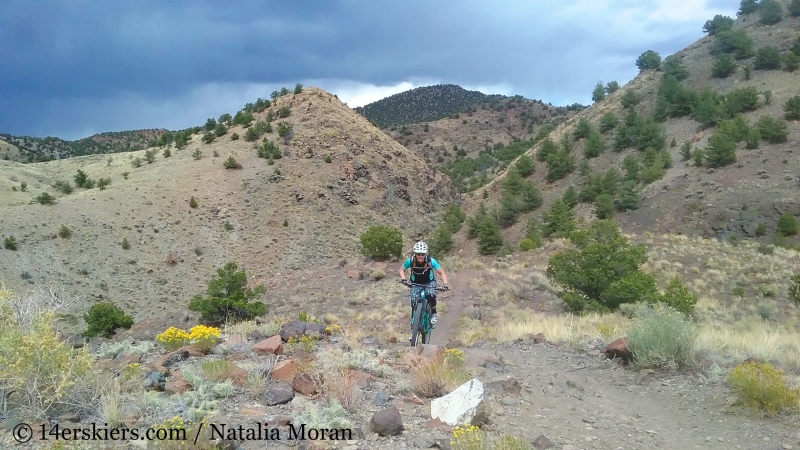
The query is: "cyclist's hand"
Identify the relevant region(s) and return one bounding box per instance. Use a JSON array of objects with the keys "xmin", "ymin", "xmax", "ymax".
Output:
[
  {"xmin": 399, "ymin": 278, "xmax": 408, "ymax": 286},
  {"xmin": 441, "ymin": 284, "xmax": 450, "ymax": 291}
]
